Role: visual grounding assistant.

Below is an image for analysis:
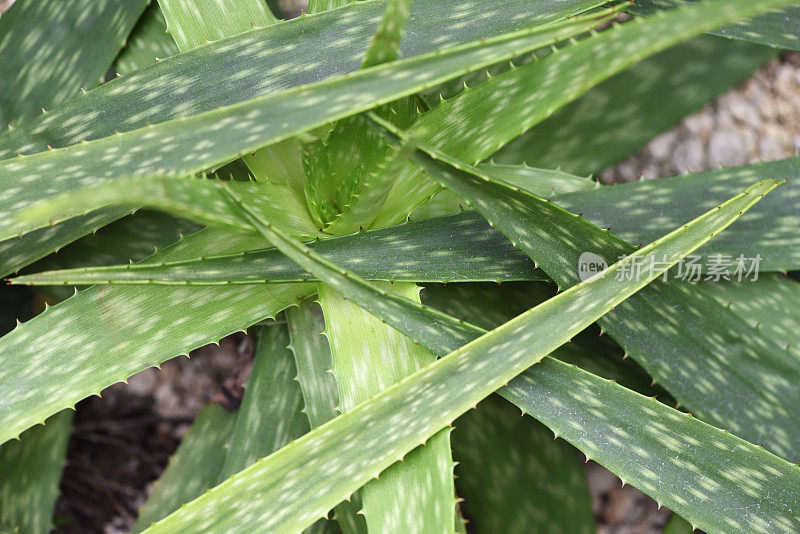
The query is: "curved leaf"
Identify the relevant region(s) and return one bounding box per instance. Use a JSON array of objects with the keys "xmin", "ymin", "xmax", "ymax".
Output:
[
  {"xmin": 0, "ymin": 0, "xmax": 147, "ymax": 125},
  {"xmin": 0, "ymin": 410, "xmax": 72, "ymax": 534},
  {"xmin": 0, "ymin": 0, "xmax": 606, "ymax": 158},
  {"xmin": 371, "ymin": 0, "xmax": 794, "ymax": 226},
  {"xmin": 141, "ymin": 179, "xmax": 779, "ymax": 533},
  {"xmin": 631, "ymin": 0, "xmax": 800, "ymax": 50},
  {"xmin": 495, "ymin": 35, "xmax": 776, "ymax": 174},
  {"xmin": 0, "ymin": 9, "xmax": 614, "ymax": 242},
  {"xmin": 371, "ymin": 113, "xmax": 800, "ymax": 461},
  {"xmin": 452, "ymin": 395, "xmax": 594, "ymax": 534},
  {"xmin": 0, "ymin": 223, "xmax": 316, "ymax": 444}
]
